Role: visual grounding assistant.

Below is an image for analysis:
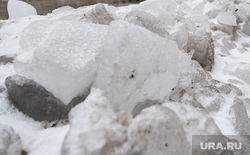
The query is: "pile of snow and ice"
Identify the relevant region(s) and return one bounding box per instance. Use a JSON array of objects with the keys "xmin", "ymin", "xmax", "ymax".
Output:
[{"xmin": 0, "ymin": 0, "xmax": 250, "ymax": 154}]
